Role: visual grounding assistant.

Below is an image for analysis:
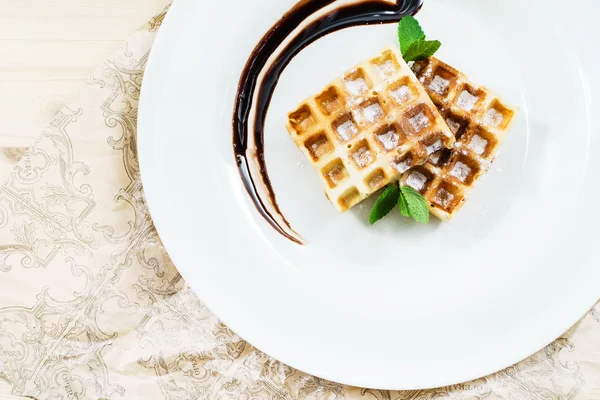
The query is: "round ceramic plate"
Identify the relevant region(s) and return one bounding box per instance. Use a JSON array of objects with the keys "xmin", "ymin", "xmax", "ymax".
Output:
[{"xmin": 138, "ymin": 0, "xmax": 600, "ymax": 390}]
